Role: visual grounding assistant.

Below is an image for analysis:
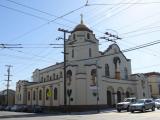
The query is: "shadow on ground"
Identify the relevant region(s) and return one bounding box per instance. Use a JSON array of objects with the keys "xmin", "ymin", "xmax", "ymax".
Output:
[{"xmin": 0, "ymin": 108, "xmax": 117, "ymax": 119}]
